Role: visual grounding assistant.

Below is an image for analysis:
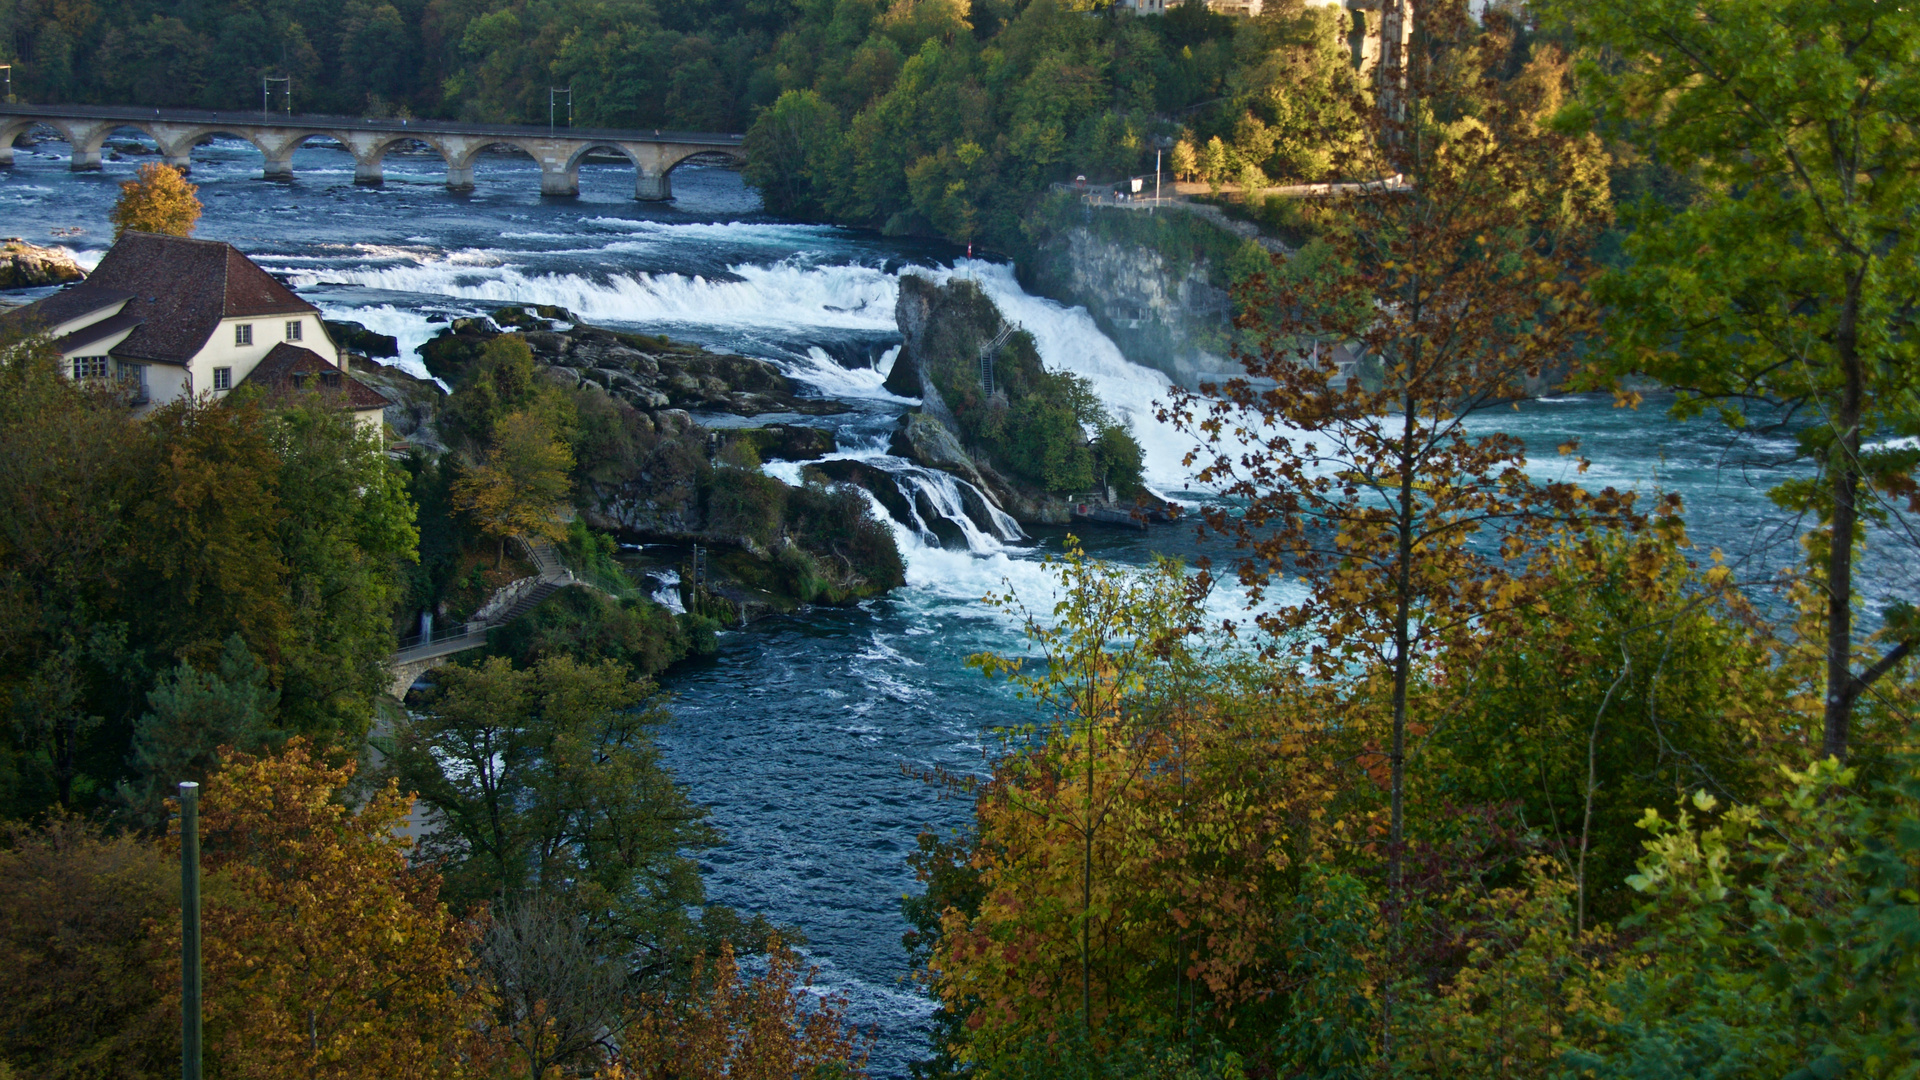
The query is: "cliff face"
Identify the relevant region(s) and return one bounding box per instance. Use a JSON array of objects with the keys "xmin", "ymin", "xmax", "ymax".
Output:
[{"xmin": 1026, "ymin": 222, "xmax": 1239, "ymax": 390}]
